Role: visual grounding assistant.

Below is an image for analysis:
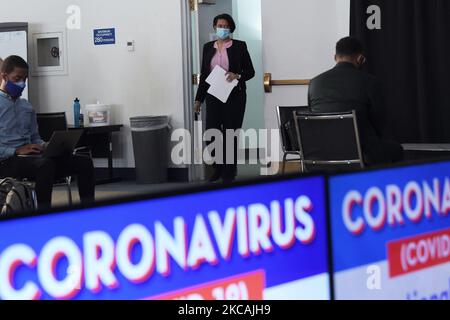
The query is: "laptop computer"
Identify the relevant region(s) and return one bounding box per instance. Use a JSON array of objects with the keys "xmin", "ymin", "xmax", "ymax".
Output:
[{"xmin": 19, "ymin": 130, "xmax": 84, "ymax": 159}]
